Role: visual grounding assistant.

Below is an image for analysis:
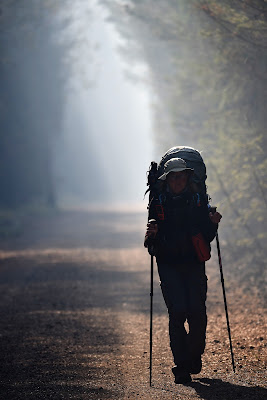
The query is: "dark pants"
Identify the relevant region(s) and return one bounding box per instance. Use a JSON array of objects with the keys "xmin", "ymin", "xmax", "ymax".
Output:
[{"xmin": 157, "ymin": 261, "xmax": 207, "ymax": 365}]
